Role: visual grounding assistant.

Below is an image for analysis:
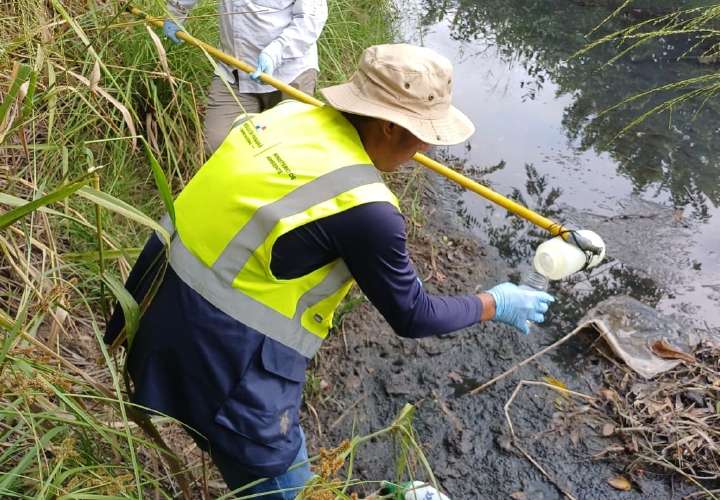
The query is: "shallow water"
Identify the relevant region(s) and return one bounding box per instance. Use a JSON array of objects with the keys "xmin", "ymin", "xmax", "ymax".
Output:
[
  {"xmin": 309, "ymin": 4, "xmax": 719, "ymax": 497},
  {"xmin": 399, "ymin": 0, "xmax": 720, "ymax": 333}
]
